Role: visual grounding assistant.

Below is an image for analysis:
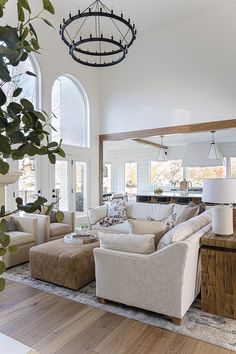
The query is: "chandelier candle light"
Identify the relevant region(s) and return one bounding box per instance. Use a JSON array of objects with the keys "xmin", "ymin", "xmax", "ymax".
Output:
[
  {"xmin": 157, "ymin": 136, "xmax": 168, "ymax": 162},
  {"xmin": 60, "ymin": 0, "xmax": 137, "ymax": 67}
]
